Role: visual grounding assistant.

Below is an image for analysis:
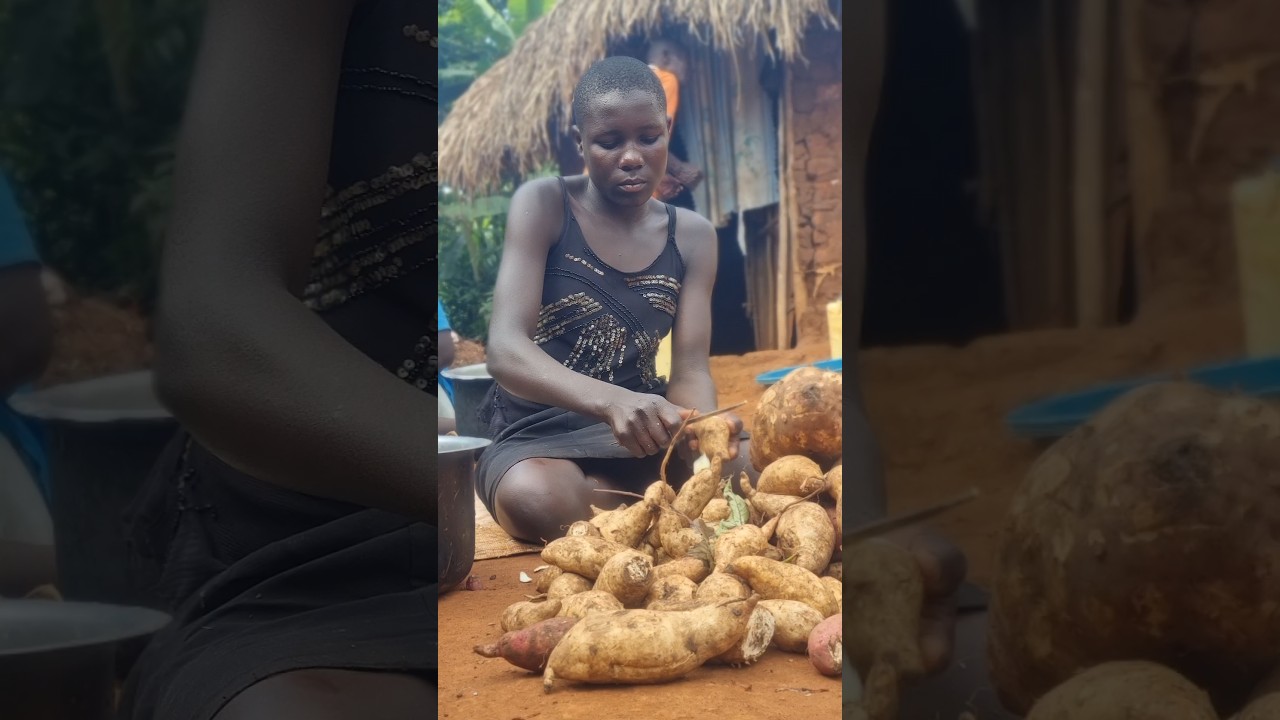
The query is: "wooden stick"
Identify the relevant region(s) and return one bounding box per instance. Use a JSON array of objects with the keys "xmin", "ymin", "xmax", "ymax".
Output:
[{"xmin": 1073, "ymin": 0, "xmax": 1108, "ymax": 328}]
